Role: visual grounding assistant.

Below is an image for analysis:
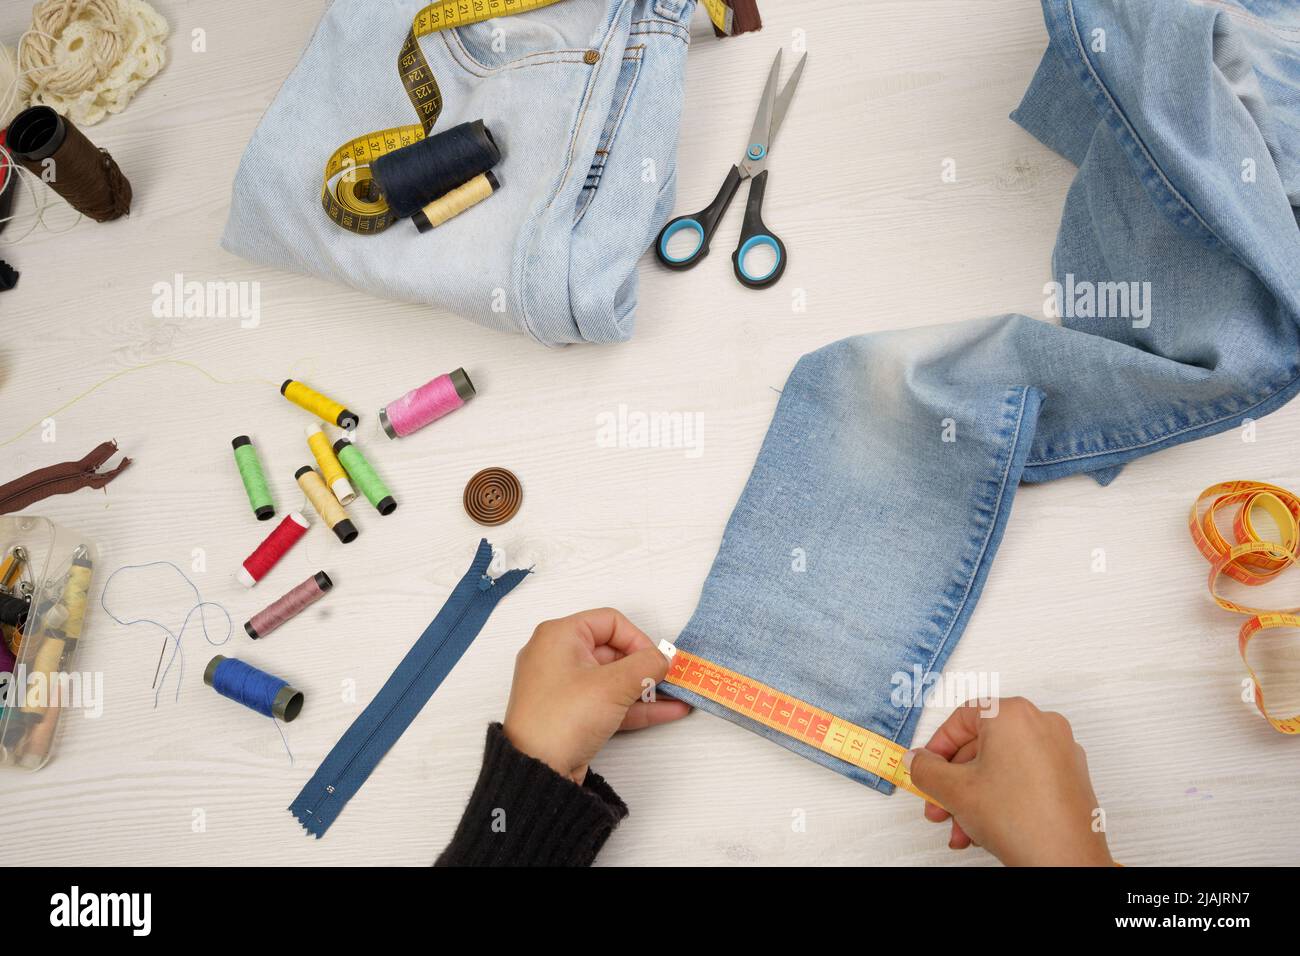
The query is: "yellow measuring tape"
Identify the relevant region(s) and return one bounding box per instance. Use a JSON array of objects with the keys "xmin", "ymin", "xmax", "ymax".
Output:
[
  {"xmin": 321, "ymin": 0, "xmax": 565, "ymax": 234},
  {"xmin": 1190, "ymin": 480, "xmax": 1300, "ymax": 734},
  {"xmin": 660, "ymin": 641, "xmax": 930, "ymax": 799}
]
